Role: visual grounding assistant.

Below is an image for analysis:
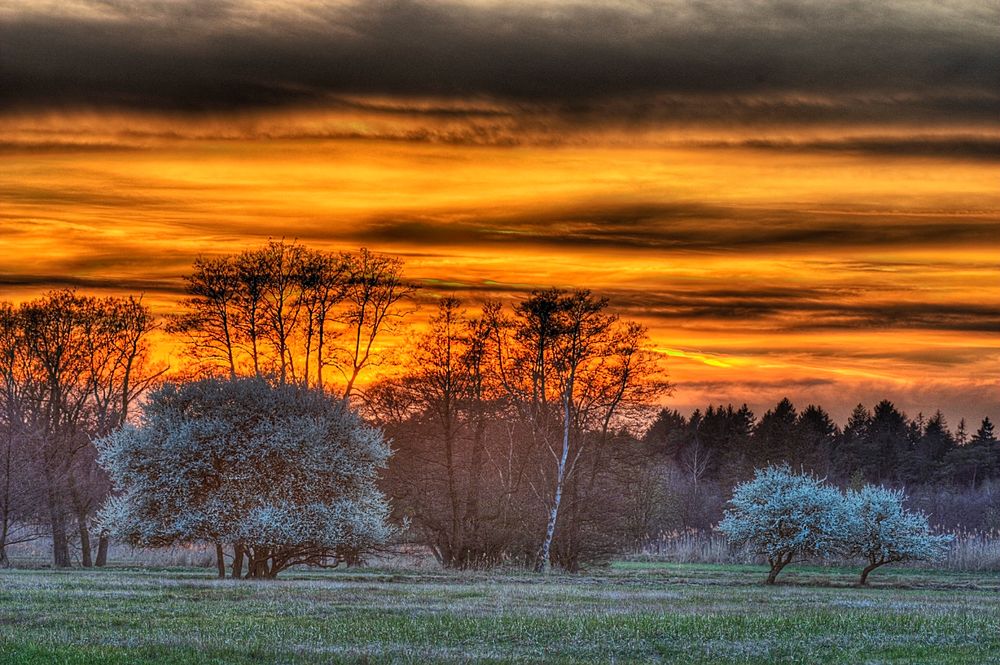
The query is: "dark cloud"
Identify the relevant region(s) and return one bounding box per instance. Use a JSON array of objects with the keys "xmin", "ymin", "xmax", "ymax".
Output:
[
  {"xmin": 1, "ymin": 0, "xmax": 997, "ymax": 129},
  {"xmin": 0, "ymin": 141, "xmax": 147, "ymax": 154},
  {"xmin": 677, "ymin": 378, "xmax": 838, "ymax": 393},
  {"xmin": 417, "ymin": 276, "xmax": 1000, "ymax": 335},
  {"xmin": 0, "ymin": 184, "xmax": 177, "ymax": 209},
  {"xmin": 699, "ymin": 136, "xmax": 1000, "ymax": 162},
  {"xmin": 593, "ymin": 287, "xmax": 1000, "ymax": 334},
  {"xmin": 0, "ymin": 272, "xmax": 182, "ymax": 294},
  {"xmin": 345, "ymin": 202, "xmax": 1000, "ymax": 253}
]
